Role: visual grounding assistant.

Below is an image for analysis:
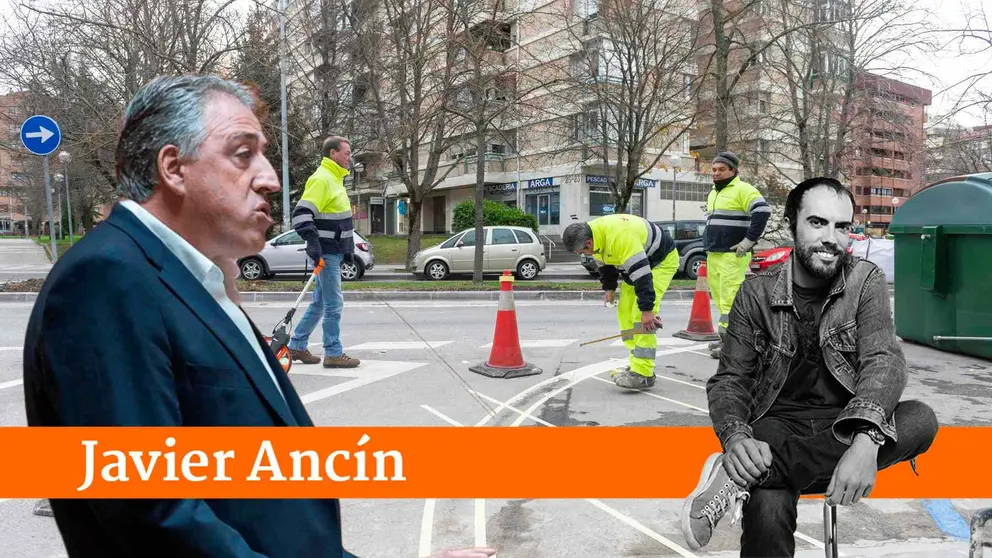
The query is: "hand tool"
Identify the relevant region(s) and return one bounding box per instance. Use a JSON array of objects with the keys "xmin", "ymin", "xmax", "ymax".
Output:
[
  {"xmin": 265, "ymin": 257, "xmax": 325, "ymax": 373},
  {"xmin": 579, "ymin": 317, "xmax": 664, "ymax": 347}
]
